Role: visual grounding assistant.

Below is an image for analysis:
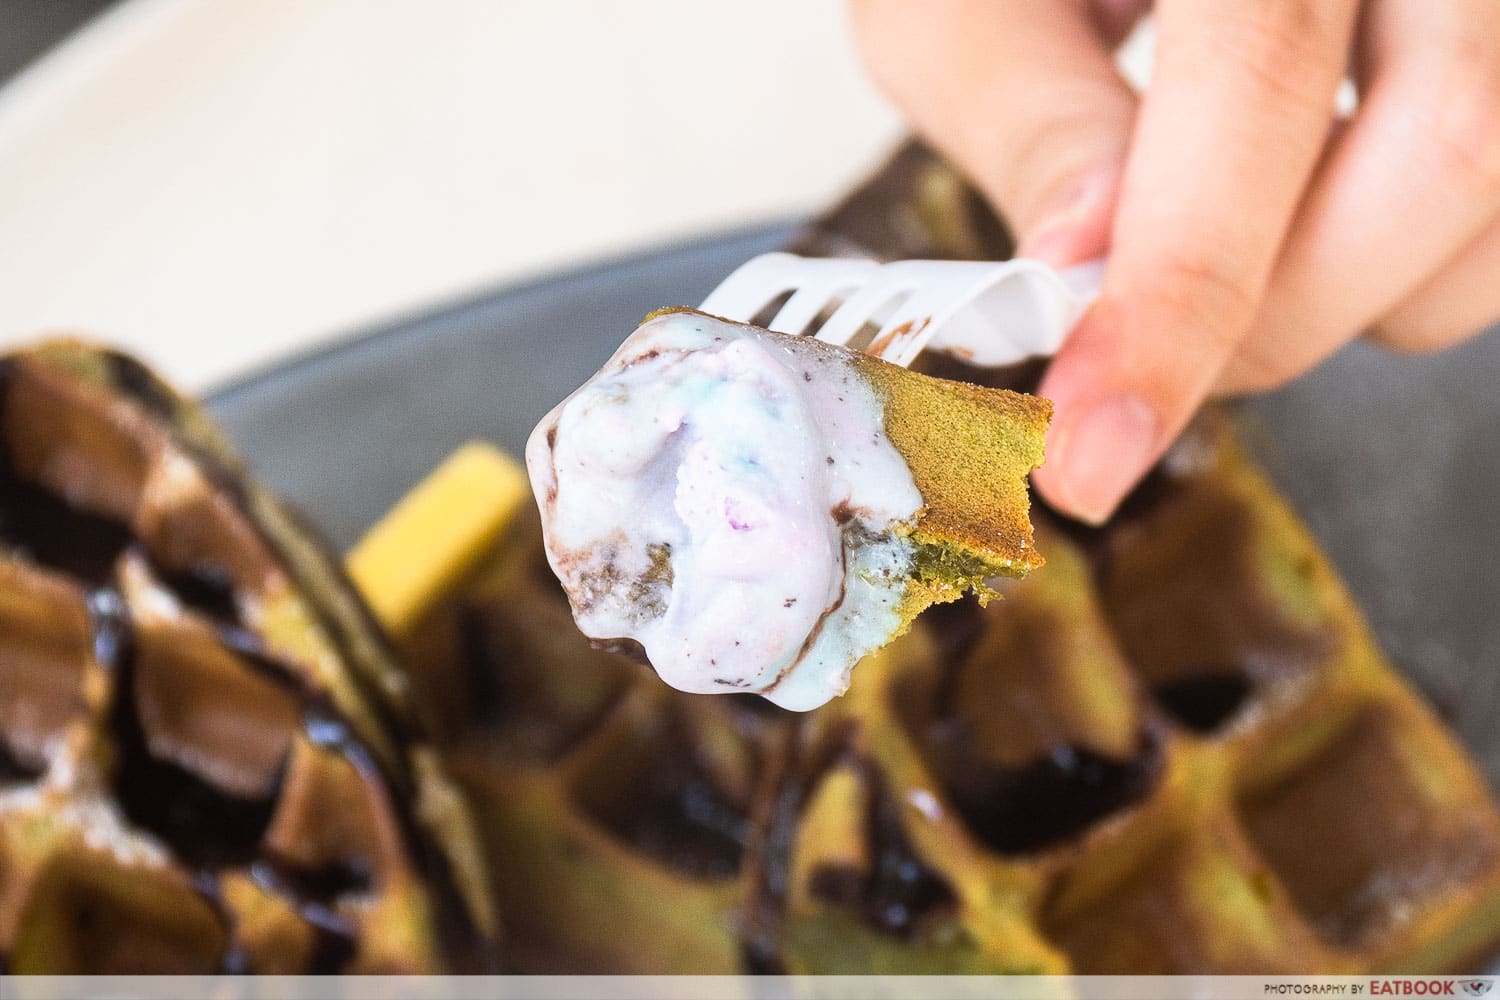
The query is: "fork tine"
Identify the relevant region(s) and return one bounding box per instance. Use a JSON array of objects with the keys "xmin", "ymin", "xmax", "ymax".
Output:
[
  {"xmin": 866, "ymin": 262, "xmax": 1009, "ymax": 364},
  {"xmin": 697, "ymin": 252, "xmax": 800, "ymax": 322},
  {"xmin": 871, "ymin": 259, "xmax": 1095, "ymax": 366},
  {"xmin": 699, "ymin": 253, "xmax": 874, "ymax": 325},
  {"xmin": 814, "ymin": 274, "xmax": 921, "ymax": 347},
  {"xmin": 765, "ymin": 261, "xmax": 874, "ymax": 335},
  {"xmin": 698, "ymin": 252, "xmax": 1102, "ymax": 368}
]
